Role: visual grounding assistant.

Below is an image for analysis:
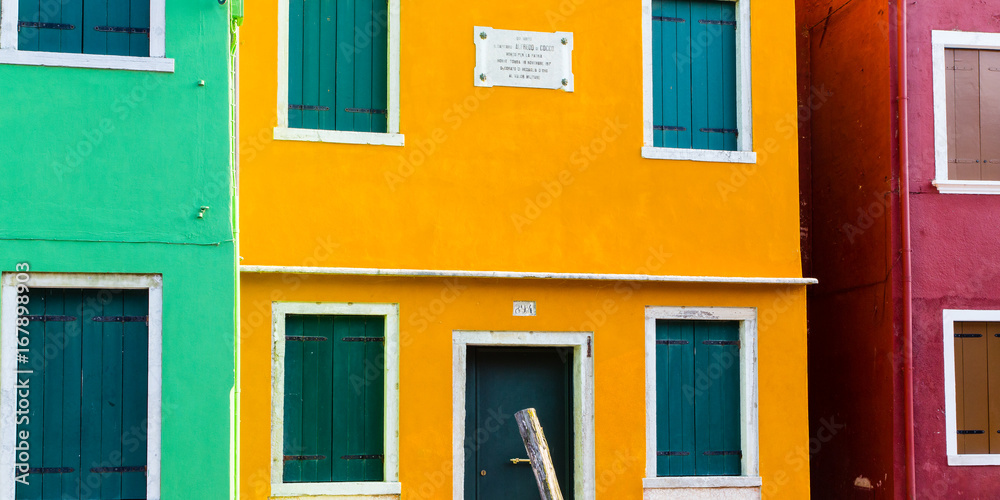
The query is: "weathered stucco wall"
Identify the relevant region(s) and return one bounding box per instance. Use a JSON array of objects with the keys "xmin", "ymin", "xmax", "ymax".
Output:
[
  {"xmin": 796, "ymin": 0, "xmax": 896, "ymax": 498},
  {"xmin": 905, "ymin": 3, "xmax": 1000, "ymax": 497}
]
